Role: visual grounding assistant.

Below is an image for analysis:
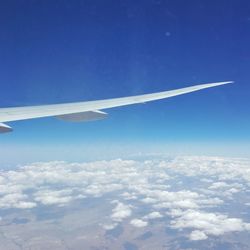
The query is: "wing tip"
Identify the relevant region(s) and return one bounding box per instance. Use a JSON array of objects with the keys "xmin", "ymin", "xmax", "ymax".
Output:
[
  {"xmin": 219, "ymin": 80, "xmax": 234, "ymax": 84},
  {"xmin": 204, "ymin": 80, "xmax": 234, "ymax": 88}
]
